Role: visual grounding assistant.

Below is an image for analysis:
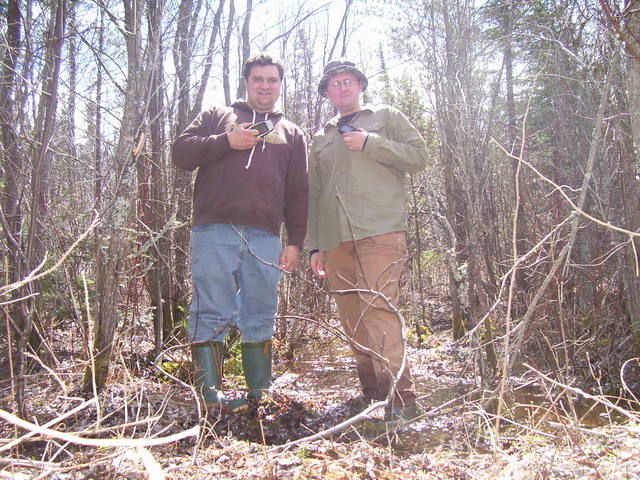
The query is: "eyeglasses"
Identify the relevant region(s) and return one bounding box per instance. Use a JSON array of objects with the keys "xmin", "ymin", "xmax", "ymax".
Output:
[{"xmin": 329, "ymin": 78, "xmax": 358, "ymax": 89}]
